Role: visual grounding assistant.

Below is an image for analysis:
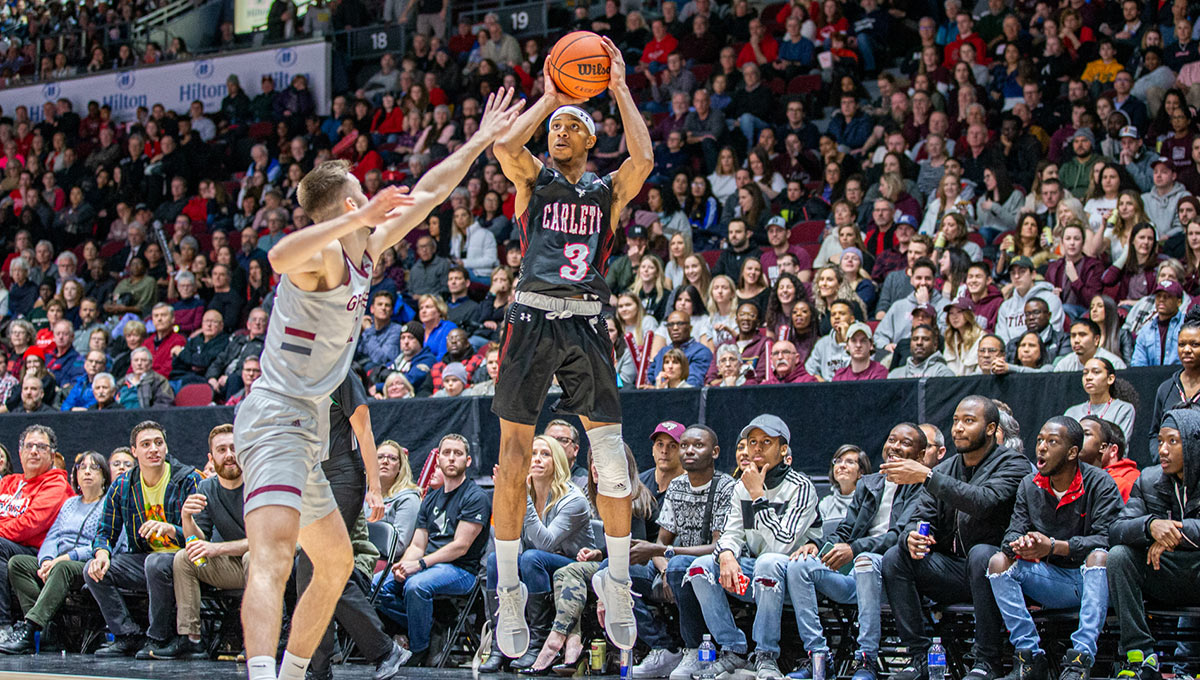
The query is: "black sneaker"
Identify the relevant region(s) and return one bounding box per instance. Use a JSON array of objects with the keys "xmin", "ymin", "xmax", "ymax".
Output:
[
  {"xmin": 135, "ymin": 638, "xmax": 163, "ymax": 661},
  {"xmin": 967, "ymin": 660, "xmax": 1002, "ymax": 680},
  {"xmin": 150, "ymin": 635, "xmax": 209, "ymax": 660},
  {"xmin": 849, "ymin": 653, "xmax": 880, "ymax": 680},
  {"xmin": 0, "ymin": 621, "xmax": 36, "ymax": 655},
  {"xmin": 374, "ymin": 640, "xmax": 412, "ymax": 680},
  {"xmin": 404, "ymin": 648, "xmax": 430, "ymax": 667},
  {"xmin": 1059, "ymin": 649, "xmax": 1094, "ymax": 680},
  {"xmin": 892, "ymin": 663, "xmax": 928, "ymax": 680},
  {"xmin": 306, "ymin": 667, "xmax": 334, "ymax": 680},
  {"xmin": 95, "ymin": 634, "xmax": 146, "ymax": 658},
  {"xmin": 999, "ymin": 651, "xmax": 1046, "ymax": 680},
  {"xmin": 1115, "ymin": 652, "xmax": 1162, "ymax": 680}
]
